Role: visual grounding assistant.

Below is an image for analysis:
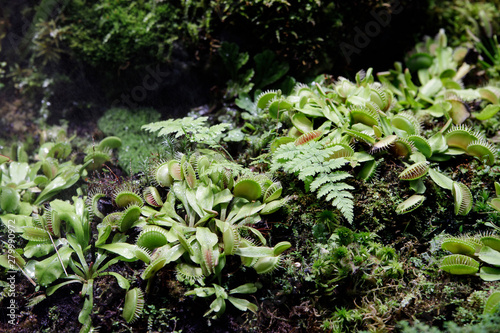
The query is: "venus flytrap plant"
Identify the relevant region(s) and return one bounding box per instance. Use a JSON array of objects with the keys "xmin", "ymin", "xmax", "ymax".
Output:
[
  {"xmin": 185, "ymin": 282, "xmax": 259, "ymax": 319},
  {"xmin": 122, "ymin": 287, "xmax": 145, "ymax": 323},
  {"xmin": 0, "ymin": 157, "xmax": 88, "ymax": 236},
  {"xmin": 439, "ymin": 234, "xmax": 500, "ymax": 281},
  {"xmin": 0, "ymin": 134, "xmax": 122, "ymax": 231},
  {"xmin": 20, "ymin": 193, "xmax": 136, "ymax": 333},
  {"xmin": 44, "ymin": 237, "xmax": 132, "ymax": 332},
  {"xmin": 84, "ymin": 136, "xmax": 122, "ymax": 171},
  {"xmin": 115, "ymin": 150, "xmax": 292, "ymax": 317},
  {"xmin": 484, "ymin": 290, "xmax": 500, "ymax": 315}
]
